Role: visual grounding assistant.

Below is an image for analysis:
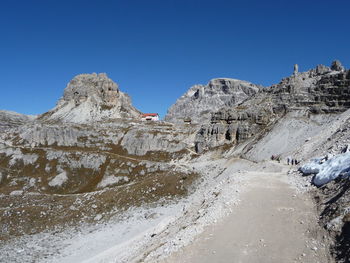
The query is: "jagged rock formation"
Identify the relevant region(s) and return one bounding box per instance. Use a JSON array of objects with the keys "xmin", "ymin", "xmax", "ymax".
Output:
[
  {"xmin": 165, "ymin": 78, "xmax": 261, "ymax": 124},
  {"xmin": 331, "ymin": 60, "xmax": 345, "ymax": 72},
  {"xmin": 293, "ymin": 64, "xmax": 299, "ymax": 75},
  {"xmin": 39, "ymin": 73, "xmax": 141, "ymax": 123},
  {"xmin": 195, "ymin": 61, "xmax": 350, "ymax": 153}
]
